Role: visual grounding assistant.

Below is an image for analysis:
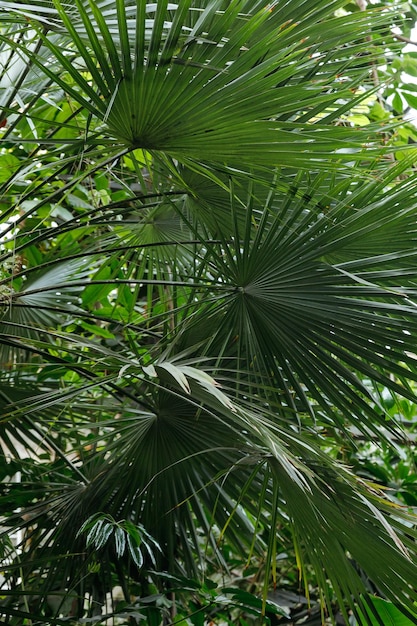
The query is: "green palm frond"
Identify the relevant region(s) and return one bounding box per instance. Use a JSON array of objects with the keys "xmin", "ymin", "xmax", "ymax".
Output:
[
  {"xmin": 0, "ymin": 259, "xmax": 91, "ymax": 364},
  {"xmin": 2, "ymin": 363, "xmax": 417, "ymax": 622},
  {"xmin": 0, "ymin": 382, "xmax": 53, "ymax": 461},
  {"xmin": 171, "ymin": 168, "xmax": 417, "ymax": 437},
  {"xmin": 2, "ymin": 1, "xmax": 417, "ymax": 624},
  {"xmin": 1, "ymin": 0, "xmax": 398, "ymax": 172}
]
